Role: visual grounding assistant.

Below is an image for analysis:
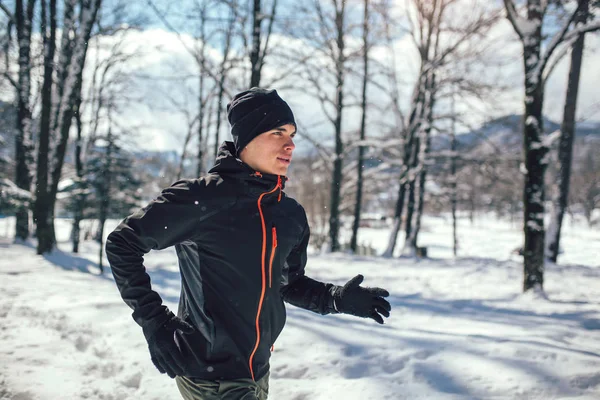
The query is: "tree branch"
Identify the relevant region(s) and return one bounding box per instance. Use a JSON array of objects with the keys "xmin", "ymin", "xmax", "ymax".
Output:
[
  {"xmin": 0, "ymin": 1, "xmax": 13, "ymax": 23},
  {"xmin": 259, "ymin": 0, "xmax": 277, "ymax": 67},
  {"xmin": 3, "ymin": 71, "xmax": 18, "ymax": 90},
  {"xmin": 503, "ymin": 0, "xmax": 524, "ymax": 40},
  {"xmin": 537, "ymin": 3, "xmax": 582, "ymax": 83},
  {"xmin": 542, "ymin": 36, "xmax": 575, "ymax": 85},
  {"xmin": 146, "ymin": 0, "xmax": 230, "ymax": 97},
  {"xmin": 561, "ymin": 19, "xmax": 600, "ymax": 42}
]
